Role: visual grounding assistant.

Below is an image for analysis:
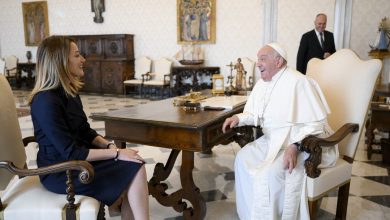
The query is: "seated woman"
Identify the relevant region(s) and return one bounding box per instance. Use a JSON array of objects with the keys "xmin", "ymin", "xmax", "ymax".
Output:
[{"xmin": 28, "ymin": 35, "xmax": 149, "ymax": 220}]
